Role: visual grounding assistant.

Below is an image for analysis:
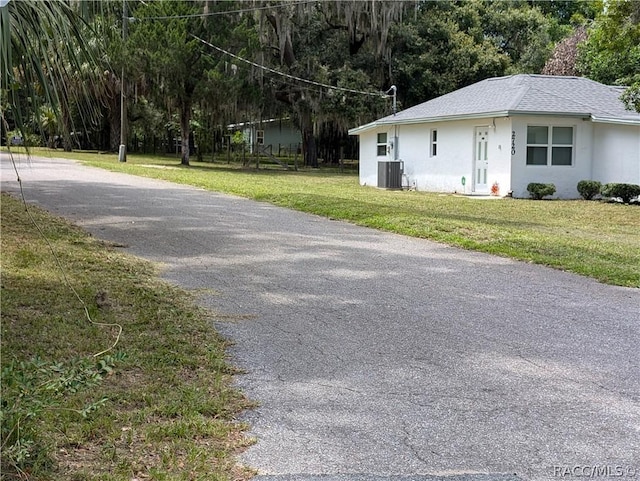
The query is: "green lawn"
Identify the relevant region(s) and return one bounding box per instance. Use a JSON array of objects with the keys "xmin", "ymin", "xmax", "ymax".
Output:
[
  {"xmin": 1, "ymin": 192, "xmax": 254, "ymax": 480},
  {"xmin": 1, "ymin": 146, "xmax": 638, "ymax": 476},
  {"xmin": 8, "ymin": 148, "xmax": 640, "ymax": 287}
]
